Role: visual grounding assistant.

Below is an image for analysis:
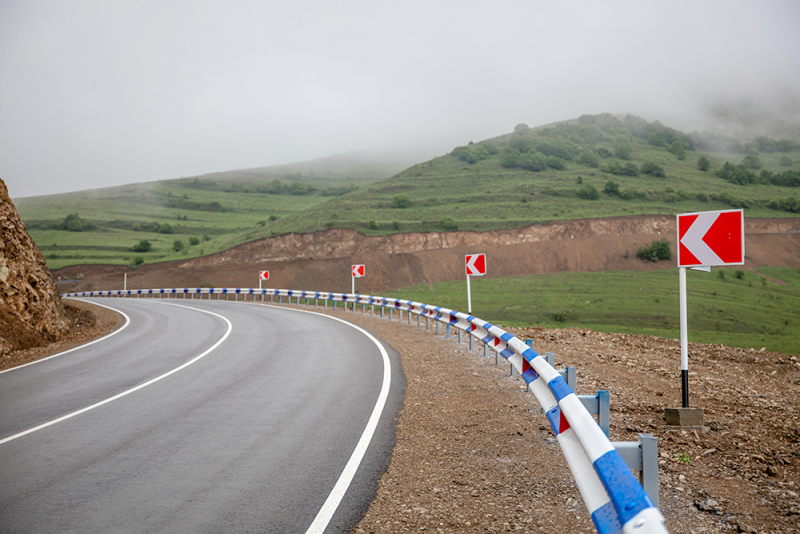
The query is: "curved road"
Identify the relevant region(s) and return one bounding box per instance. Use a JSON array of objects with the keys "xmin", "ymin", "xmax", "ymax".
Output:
[{"xmin": 0, "ymin": 298, "xmax": 404, "ymax": 533}]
